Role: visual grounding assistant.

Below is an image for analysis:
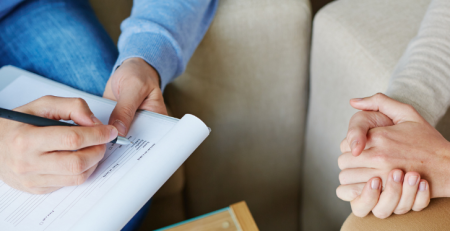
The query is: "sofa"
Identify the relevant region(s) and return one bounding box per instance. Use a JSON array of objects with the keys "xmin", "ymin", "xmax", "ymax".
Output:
[{"xmin": 89, "ymin": 0, "xmax": 449, "ymax": 230}]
